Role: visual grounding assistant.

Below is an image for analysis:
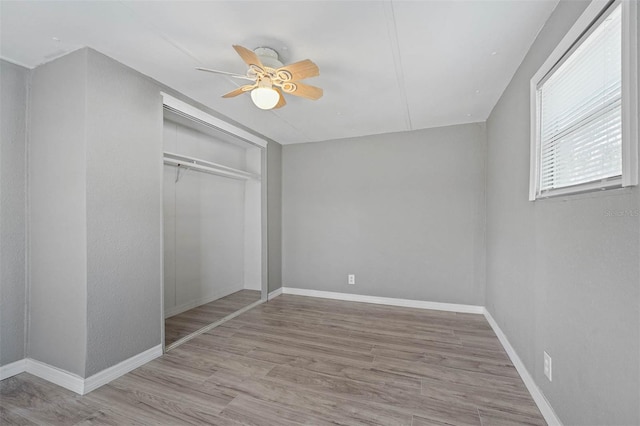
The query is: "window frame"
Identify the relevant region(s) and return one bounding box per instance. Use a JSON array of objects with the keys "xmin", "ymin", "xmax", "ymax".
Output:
[{"xmin": 529, "ymin": 0, "xmax": 638, "ymax": 200}]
